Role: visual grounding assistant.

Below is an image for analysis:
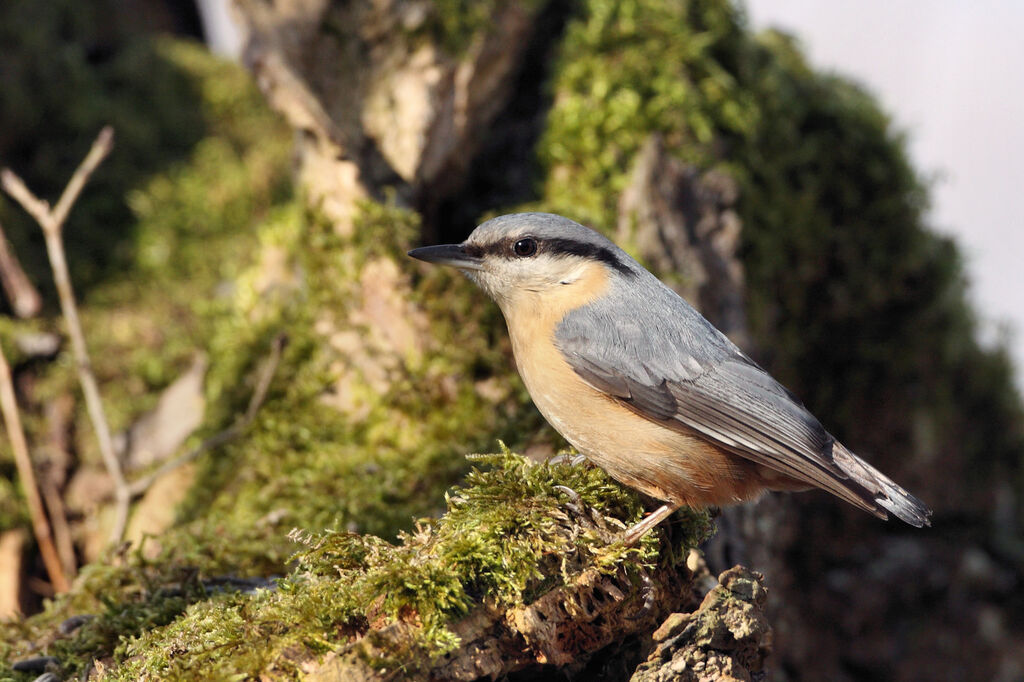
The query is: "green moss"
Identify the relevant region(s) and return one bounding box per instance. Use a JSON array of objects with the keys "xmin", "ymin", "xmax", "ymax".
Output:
[
  {"xmin": 91, "ymin": 451, "xmax": 709, "ymax": 680},
  {"xmin": 421, "ymin": 0, "xmax": 546, "ymax": 55},
  {"xmin": 170, "ymin": 188, "xmax": 547, "ymax": 541},
  {"xmin": 0, "ymin": 521, "xmax": 293, "ymax": 680},
  {"xmin": 538, "ymin": 0, "xmax": 757, "ymax": 228},
  {"xmin": 1, "ymin": 451, "xmax": 710, "ymax": 681}
]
